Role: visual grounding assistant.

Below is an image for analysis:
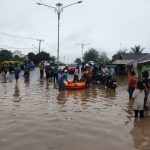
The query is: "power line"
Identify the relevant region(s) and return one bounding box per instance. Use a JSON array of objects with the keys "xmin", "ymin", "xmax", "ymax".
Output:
[
  {"xmin": 0, "ymin": 31, "xmax": 43, "ymax": 41},
  {"xmin": 0, "ymin": 44, "xmax": 34, "ymax": 50}
]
